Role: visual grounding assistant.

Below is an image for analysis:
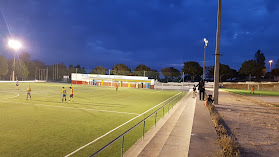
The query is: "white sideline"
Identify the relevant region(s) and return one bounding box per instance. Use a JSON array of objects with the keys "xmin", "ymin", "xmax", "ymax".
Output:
[
  {"xmin": 0, "ymin": 100, "xmax": 139, "ymax": 115},
  {"xmin": 64, "ymin": 92, "xmax": 182, "ymax": 157}
]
